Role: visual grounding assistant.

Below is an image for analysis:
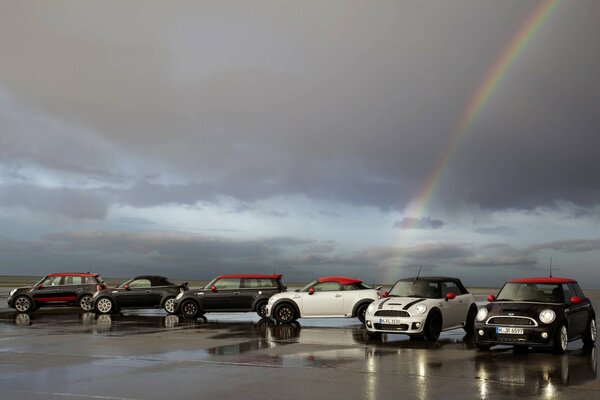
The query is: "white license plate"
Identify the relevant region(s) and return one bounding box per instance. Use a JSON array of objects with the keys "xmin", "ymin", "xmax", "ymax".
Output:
[
  {"xmin": 496, "ymin": 327, "xmax": 524, "ymax": 335},
  {"xmin": 379, "ymin": 318, "xmax": 403, "ymax": 324}
]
